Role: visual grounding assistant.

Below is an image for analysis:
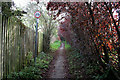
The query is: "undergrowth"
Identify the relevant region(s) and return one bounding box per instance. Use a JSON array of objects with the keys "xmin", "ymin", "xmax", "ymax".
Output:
[
  {"xmin": 5, "ymin": 52, "xmax": 53, "ymax": 80},
  {"xmin": 66, "ymin": 48, "xmax": 115, "ymax": 80}
]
